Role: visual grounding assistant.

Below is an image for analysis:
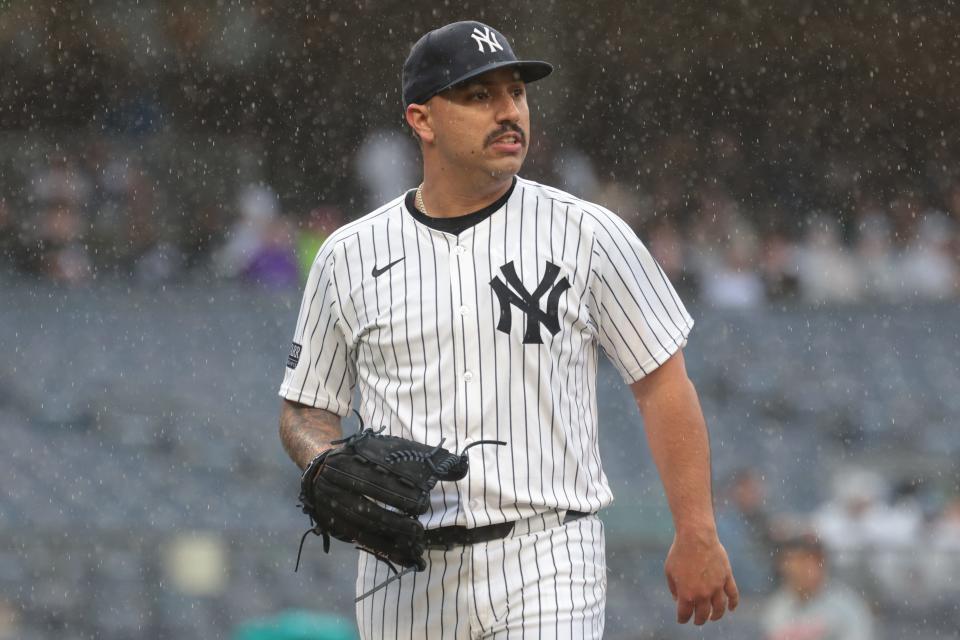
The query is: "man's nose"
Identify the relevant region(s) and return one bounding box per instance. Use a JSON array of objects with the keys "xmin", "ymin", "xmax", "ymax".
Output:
[{"xmin": 494, "ymin": 92, "xmax": 522, "ymax": 123}]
